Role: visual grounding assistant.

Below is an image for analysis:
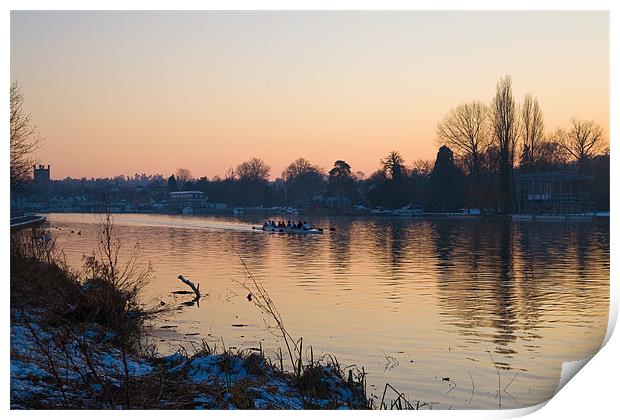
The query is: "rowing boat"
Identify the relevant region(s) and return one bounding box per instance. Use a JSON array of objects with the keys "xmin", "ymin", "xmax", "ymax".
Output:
[{"xmin": 252, "ymin": 226, "xmax": 324, "ymax": 235}]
